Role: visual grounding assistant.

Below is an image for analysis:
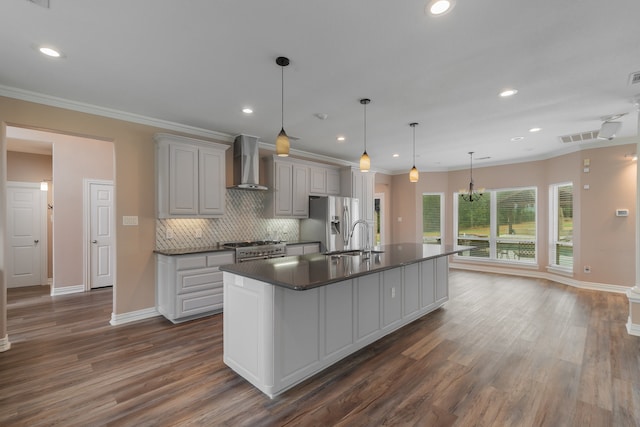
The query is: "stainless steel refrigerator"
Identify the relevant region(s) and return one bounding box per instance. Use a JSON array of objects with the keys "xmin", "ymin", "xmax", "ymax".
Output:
[{"xmin": 300, "ymin": 196, "xmax": 360, "ymax": 253}]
